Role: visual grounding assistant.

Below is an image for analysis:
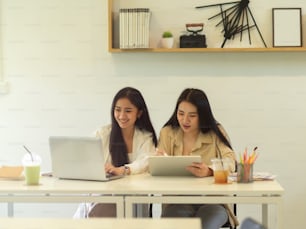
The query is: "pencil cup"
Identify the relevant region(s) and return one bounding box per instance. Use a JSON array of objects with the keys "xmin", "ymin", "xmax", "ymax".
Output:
[
  {"xmin": 211, "ymin": 158, "xmax": 230, "ymax": 184},
  {"xmin": 237, "ymin": 163, "xmax": 253, "ymax": 183}
]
